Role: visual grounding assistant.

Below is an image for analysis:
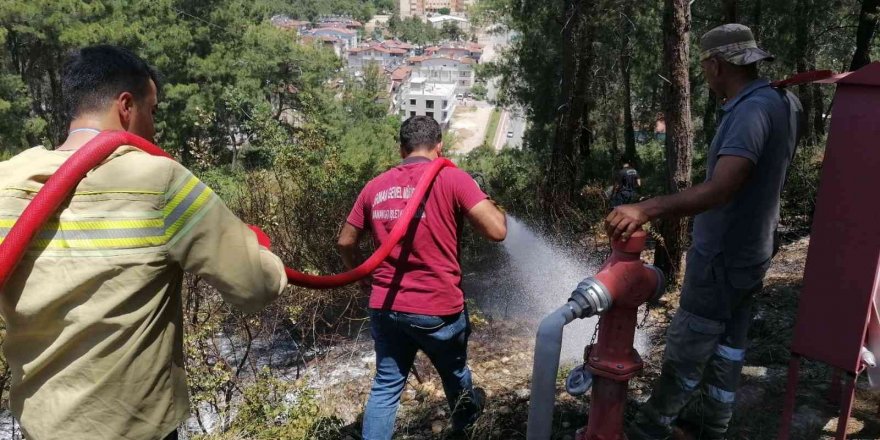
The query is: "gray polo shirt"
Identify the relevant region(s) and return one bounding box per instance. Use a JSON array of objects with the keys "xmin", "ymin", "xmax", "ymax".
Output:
[{"xmin": 691, "ymin": 78, "xmax": 803, "ymax": 267}]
